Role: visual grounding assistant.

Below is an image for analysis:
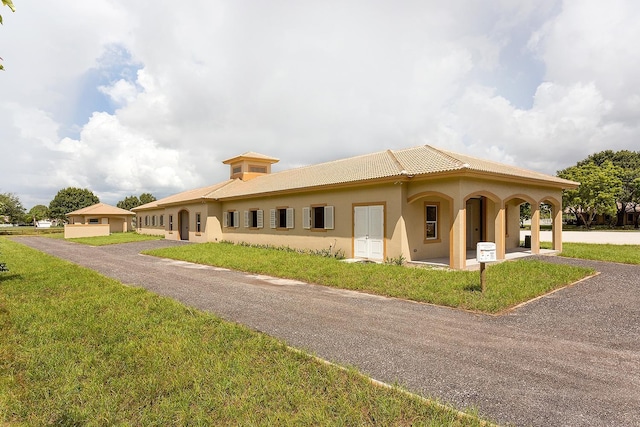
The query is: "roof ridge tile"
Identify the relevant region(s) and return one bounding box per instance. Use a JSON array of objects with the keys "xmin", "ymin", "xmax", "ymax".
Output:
[{"xmin": 386, "ymin": 149, "xmax": 407, "ymax": 173}]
